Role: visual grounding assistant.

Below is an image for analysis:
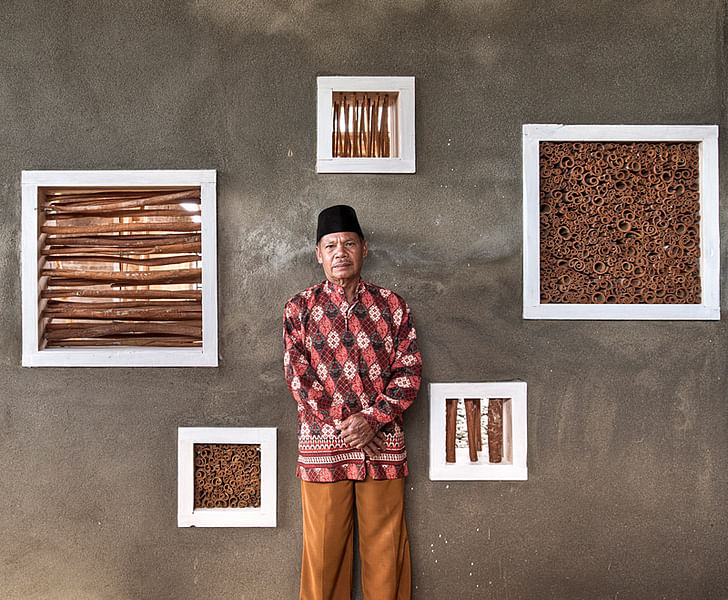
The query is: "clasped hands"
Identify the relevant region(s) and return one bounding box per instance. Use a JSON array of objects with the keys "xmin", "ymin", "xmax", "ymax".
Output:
[{"xmin": 339, "ymin": 413, "xmax": 385, "ymax": 458}]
